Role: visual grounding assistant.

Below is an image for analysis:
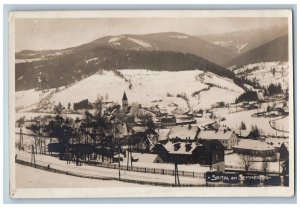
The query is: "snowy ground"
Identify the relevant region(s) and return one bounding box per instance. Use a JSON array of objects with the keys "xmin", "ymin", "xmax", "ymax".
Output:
[
  {"xmin": 120, "ymin": 152, "xmax": 211, "ymax": 173},
  {"xmin": 213, "ymin": 108, "xmax": 288, "ymax": 137},
  {"xmin": 225, "ymin": 153, "xmax": 281, "ymax": 173},
  {"xmin": 233, "ymin": 62, "xmax": 289, "ymax": 90},
  {"xmin": 270, "ymin": 116, "xmax": 289, "ymax": 133},
  {"xmin": 16, "ymin": 164, "xmax": 148, "ymax": 188},
  {"xmin": 16, "ymin": 69, "xmax": 244, "ymax": 114},
  {"xmin": 15, "ymin": 149, "xmax": 207, "ymax": 186}
]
